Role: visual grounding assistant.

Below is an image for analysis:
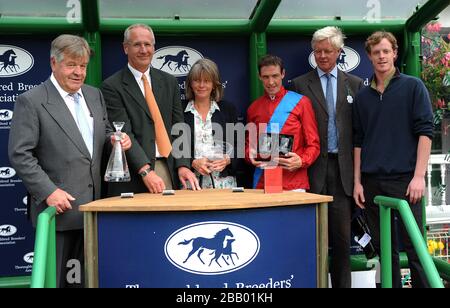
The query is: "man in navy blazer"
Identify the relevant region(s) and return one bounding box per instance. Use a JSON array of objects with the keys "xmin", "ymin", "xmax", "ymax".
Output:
[{"xmin": 101, "ymin": 24, "xmax": 199, "ymax": 195}]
